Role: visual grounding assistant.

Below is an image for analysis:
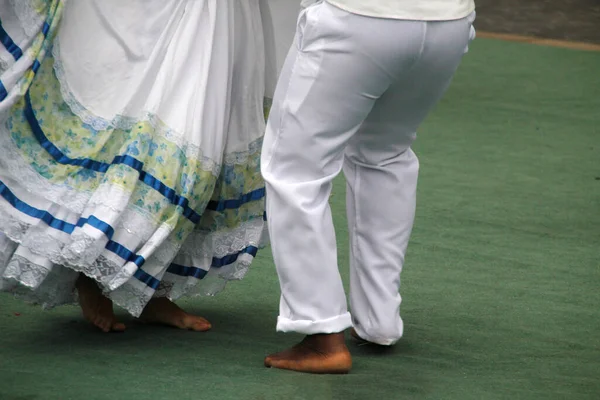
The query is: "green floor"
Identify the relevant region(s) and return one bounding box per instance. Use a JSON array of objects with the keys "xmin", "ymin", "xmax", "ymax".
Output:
[{"xmin": 1, "ymin": 39, "xmax": 599, "ymax": 400}]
